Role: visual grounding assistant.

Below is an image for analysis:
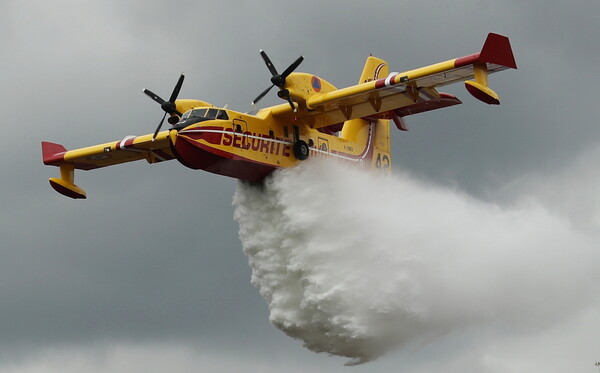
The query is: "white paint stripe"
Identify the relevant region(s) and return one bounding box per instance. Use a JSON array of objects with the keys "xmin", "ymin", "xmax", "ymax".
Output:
[
  {"xmin": 178, "ymin": 127, "xmax": 375, "ymax": 163},
  {"xmin": 119, "ymin": 135, "xmax": 136, "ymax": 149},
  {"xmin": 327, "ymin": 122, "xmax": 374, "ymax": 162},
  {"xmin": 180, "ymin": 129, "xmax": 292, "ymax": 146},
  {"xmin": 374, "ymin": 63, "xmax": 386, "ymax": 80},
  {"xmin": 385, "ymin": 72, "xmax": 399, "ymax": 87}
]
